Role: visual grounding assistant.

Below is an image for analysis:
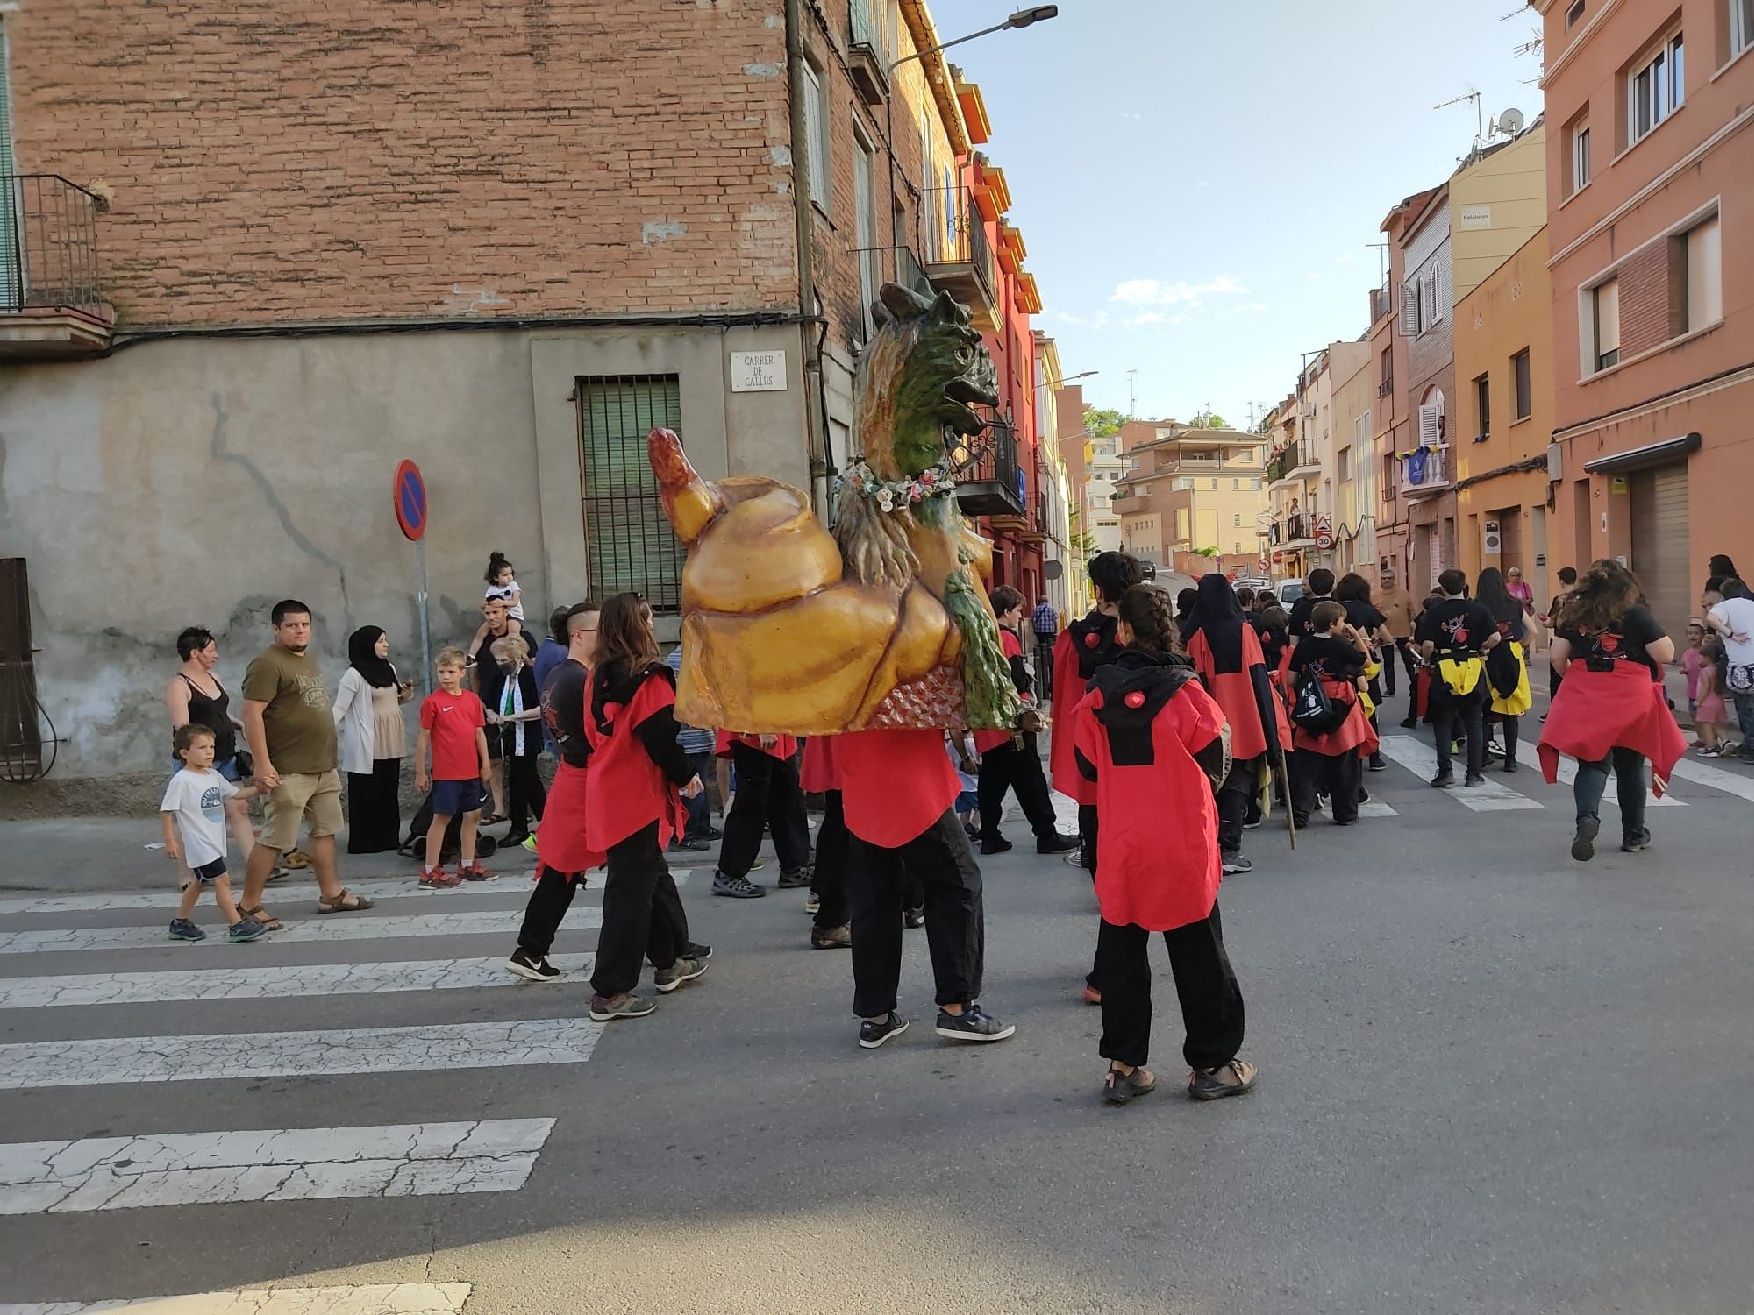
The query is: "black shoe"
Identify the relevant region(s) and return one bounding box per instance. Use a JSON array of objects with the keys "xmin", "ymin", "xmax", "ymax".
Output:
[
  {"xmin": 670, "ymin": 836, "xmax": 713, "ymax": 853},
  {"xmin": 776, "ymin": 867, "xmax": 813, "ymax": 889},
  {"xmin": 963, "ymin": 822, "xmax": 981, "ymax": 842},
  {"xmin": 1357, "ymin": 787, "xmax": 1370, "ymax": 804},
  {"xmin": 1036, "ymin": 832, "xmax": 1079, "ymax": 854},
  {"xmin": 1367, "ymin": 754, "xmax": 1387, "ymax": 772},
  {"xmin": 859, "ymin": 1012, "xmax": 910, "ymax": 1049},
  {"xmin": 1571, "ymin": 816, "xmax": 1600, "ymax": 862},
  {"xmin": 1221, "ymin": 853, "xmax": 1254, "ymax": 875},
  {"xmin": 1621, "ymin": 828, "xmax": 1652, "ymax": 853},
  {"xmin": 1464, "ymin": 774, "xmax": 1487, "ymax": 787},
  {"xmin": 1292, "ymin": 813, "xmax": 1310, "ymax": 828},
  {"xmin": 712, "ymin": 871, "xmax": 767, "ymax": 899},
  {"xmin": 1242, "ymin": 815, "xmax": 1263, "ymax": 830},
  {"xmin": 703, "ymin": 826, "xmax": 723, "ymax": 841},
  {"xmin": 935, "ymin": 1004, "xmax": 1016, "ymax": 1043},
  {"xmin": 980, "ymin": 835, "xmax": 1013, "ymax": 855},
  {"xmin": 506, "ymin": 949, "xmax": 563, "ymax": 982},
  {"xmin": 1400, "ymin": 716, "xmax": 1418, "ymax": 729},
  {"xmin": 1502, "ymin": 759, "xmax": 1519, "ymax": 773},
  {"xmin": 1430, "ymin": 773, "xmax": 1454, "ymax": 788},
  {"xmin": 810, "ymin": 923, "xmax": 852, "ymax": 949},
  {"xmin": 504, "ymin": 830, "xmax": 532, "ymax": 848},
  {"xmin": 902, "ymin": 906, "xmax": 925, "ymax": 929}
]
